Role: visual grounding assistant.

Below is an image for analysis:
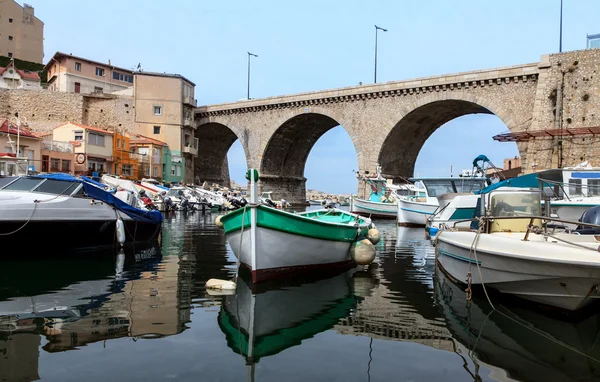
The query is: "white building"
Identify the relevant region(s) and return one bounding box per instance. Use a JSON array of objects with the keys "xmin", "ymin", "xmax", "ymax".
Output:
[{"xmin": 0, "ymin": 60, "xmax": 41, "ymax": 89}]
